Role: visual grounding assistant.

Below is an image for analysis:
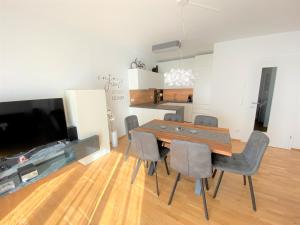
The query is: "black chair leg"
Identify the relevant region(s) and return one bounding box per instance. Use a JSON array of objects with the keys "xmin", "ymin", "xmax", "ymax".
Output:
[
  {"xmin": 124, "ymin": 141, "xmax": 131, "ymax": 161},
  {"xmin": 248, "ymin": 176, "xmax": 257, "ymax": 211},
  {"xmin": 213, "ymin": 171, "xmax": 224, "ymax": 198},
  {"xmin": 243, "ymin": 175, "xmax": 246, "ymax": 186},
  {"xmin": 212, "ymin": 169, "xmax": 217, "ymax": 178},
  {"xmin": 164, "ymin": 156, "xmax": 170, "ymax": 175},
  {"xmin": 155, "ymin": 162, "xmax": 159, "ymax": 197},
  {"xmin": 131, "ymin": 158, "xmax": 142, "ymax": 184},
  {"xmin": 168, "ymin": 173, "xmax": 181, "ymax": 205},
  {"xmin": 201, "ymin": 178, "xmax": 209, "ymax": 220},
  {"xmin": 205, "ymin": 178, "xmax": 209, "ymax": 190}
]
